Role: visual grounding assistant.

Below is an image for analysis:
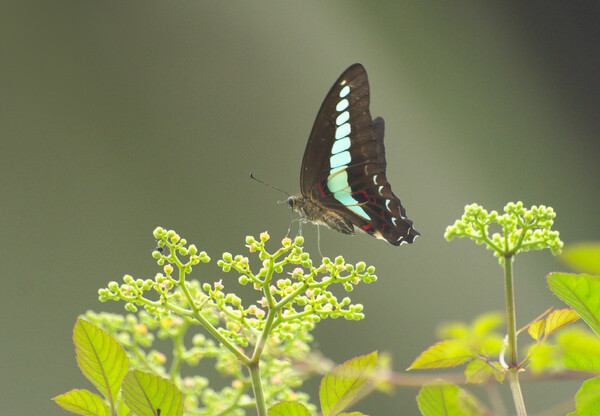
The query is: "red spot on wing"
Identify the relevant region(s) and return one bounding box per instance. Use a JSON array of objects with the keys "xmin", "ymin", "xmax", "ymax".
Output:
[
  {"xmin": 317, "ymin": 182, "xmax": 326, "ymax": 197},
  {"xmin": 362, "ymin": 224, "xmax": 373, "ymax": 231},
  {"xmin": 352, "ymin": 189, "xmax": 369, "ymax": 202},
  {"xmin": 381, "ymin": 224, "xmax": 387, "ymax": 231}
]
